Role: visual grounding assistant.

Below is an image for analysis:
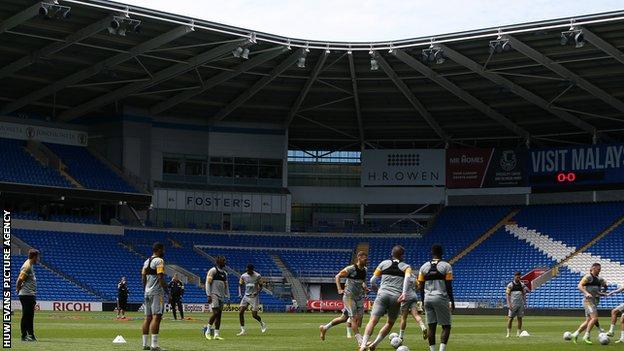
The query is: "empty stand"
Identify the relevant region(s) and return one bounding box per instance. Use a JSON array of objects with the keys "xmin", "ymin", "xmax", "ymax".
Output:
[
  {"xmin": 46, "ymin": 143, "xmax": 138, "ymax": 193},
  {"xmin": 0, "ymin": 138, "xmax": 73, "ymax": 188}
]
